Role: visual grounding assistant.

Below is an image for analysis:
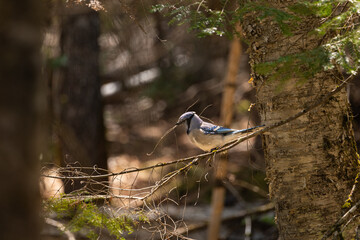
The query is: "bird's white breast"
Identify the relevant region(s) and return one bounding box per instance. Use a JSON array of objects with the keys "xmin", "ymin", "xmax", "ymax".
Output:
[
  {"xmin": 188, "ymin": 129, "xmax": 246, "ymax": 151},
  {"xmin": 188, "ymin": 129, "xmax": 224, "ymax": 151}
]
